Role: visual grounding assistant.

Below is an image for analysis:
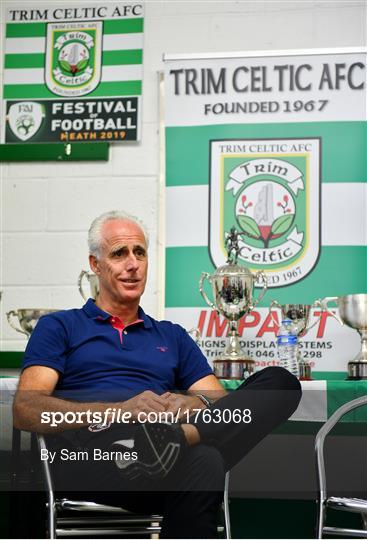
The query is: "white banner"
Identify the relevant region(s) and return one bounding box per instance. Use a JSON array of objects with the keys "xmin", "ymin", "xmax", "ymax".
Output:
[
  {"xmin": 166, "ymin": 307, "xmax": 361, "ymax": 373},
  {"xmin": 165, "ymin": 49, "xmax": 367, "ymax": 125}
]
